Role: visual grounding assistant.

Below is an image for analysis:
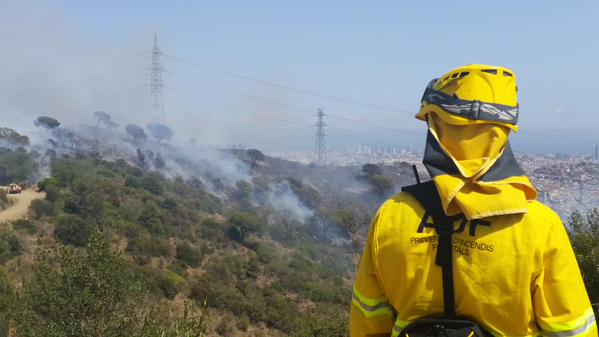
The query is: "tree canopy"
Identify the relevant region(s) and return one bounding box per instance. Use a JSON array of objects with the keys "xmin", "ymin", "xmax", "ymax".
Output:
[
  {"xmin": 246, "ymin": 149, "xmax": 265, "ymax": 169},
  {"xmin": 34, "ymin": 116, "xmax": 60, "ymax": 129},
  {"xmin": 126, "ymin": 124, "xmax": 147, "ymax": 145},
  {"xmin": 0, "ymin": 127, "xmax": 29, "ymax": 146},
  {"xmin": 0, "ymin": 147, "xmax": 37, "ymax": 185},
  {"xmin": 94, "ymin": 111, "xmax": 118, "ymax": 129},
  {"xmin": 362, "ymin": 163, "xmax": 383, "ymax": 177},
  {"xmin": 147, "ymin": 123, "xmax": 174, "ymax": 144}
]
